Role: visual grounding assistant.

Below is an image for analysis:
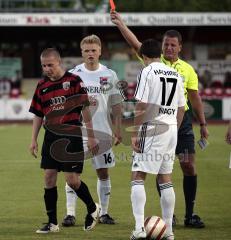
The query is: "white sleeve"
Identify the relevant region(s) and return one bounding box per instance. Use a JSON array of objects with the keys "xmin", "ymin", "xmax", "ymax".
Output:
[
  {"xmin": 68, "ymin": 67, "xmax": 77, "ymax": 75},
  {"xmin": 109, "ymin": 70, "xmax": 123, "ymax": 105},
  {"xmin": 134, "ymin": 67, "xmax": 151, "ymax": 103},
  {"xmin": 178, "ymin": 77, "xmax": 186, "ymax": 107}
]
